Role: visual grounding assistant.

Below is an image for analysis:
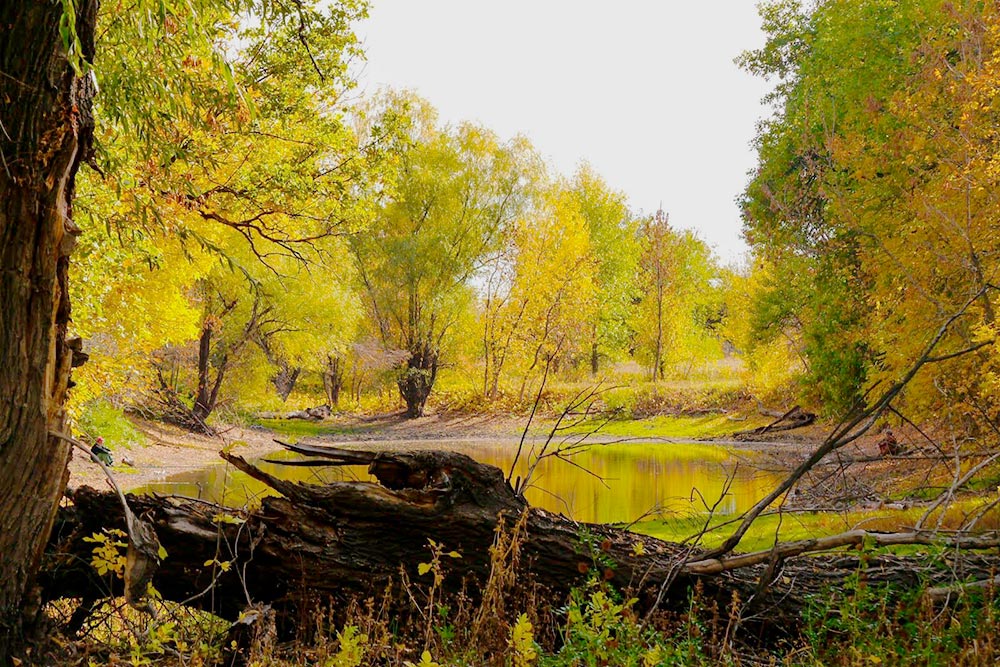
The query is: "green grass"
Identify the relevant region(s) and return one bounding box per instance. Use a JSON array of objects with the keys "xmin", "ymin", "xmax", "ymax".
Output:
[
  {"xmin": 565, "ymin": 413, "xmax": 771, "ymax": 440},
  {"xmin": 631, "ymin": 507, "xmax": 921, "ymax": 552},
  {"xmin": 254, "ymin": 418, "xmax": 360, "ymax": 439},
  {"xmin": 76, "ymin": 400, "xmax": 148, "ymax": 451}
]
